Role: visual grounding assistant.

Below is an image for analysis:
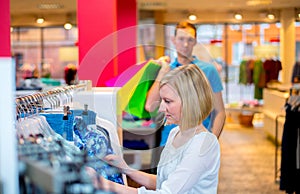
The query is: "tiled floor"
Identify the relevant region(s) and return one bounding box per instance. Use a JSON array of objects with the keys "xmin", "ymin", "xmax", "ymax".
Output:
[{"xmin": 218, "ymin": 123, "xmax": 285, "ymax": 194}]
